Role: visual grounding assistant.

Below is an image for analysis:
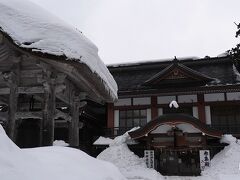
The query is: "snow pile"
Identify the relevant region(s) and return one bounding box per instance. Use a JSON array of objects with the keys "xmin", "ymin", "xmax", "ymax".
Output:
[
  {"xmin": 0, "ymin": 125, "xmax": 126, "ymax": 180},
  {"xmin": 202, "ymin": 135, "xmax": 240, "ymax": 180},
  {"xmin": 53, "ymin": 140, "xmax": 69, "ymax": 147},
  {"xmin": 97, "ymin": 130, "xmax": 164, "ymax": 180},
  {"xmin": 93, "ymin": 136, "xmax": 114, "ymax": 145},
  {"xmin": 0, "ymin": 0, "xmax": 117, "ymax": 100}
]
